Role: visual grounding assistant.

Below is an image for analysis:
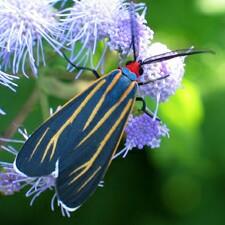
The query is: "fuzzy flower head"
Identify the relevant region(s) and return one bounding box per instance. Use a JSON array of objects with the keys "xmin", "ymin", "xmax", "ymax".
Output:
[
  {"xmin": 108, "ymin": 4, "xmax": 154, "ymax": 57},
  {"xmin": 0, "ymin": 0, "xmax": 62, "ymax": 76},
  {"xmin": 60, "ymin": 0, "xmax": 132, "ymax": 73},
  {"xmin": 60, "ymin": 0, "xmax": 153, "ymax": 72},
  {"xmin": 139, "ymin": 43, "xmax": 186, "ymax": 102},
  {"xmin": 0, "ymin": 167, "xmax": 28, "ymax": 195},
  {"xmin": 125, "ymin": 114, "xmax": 169, "ymax": 151},
  {"xmin": 61, "ymin": 0, "xmax": 125, "ymax": 50}
]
